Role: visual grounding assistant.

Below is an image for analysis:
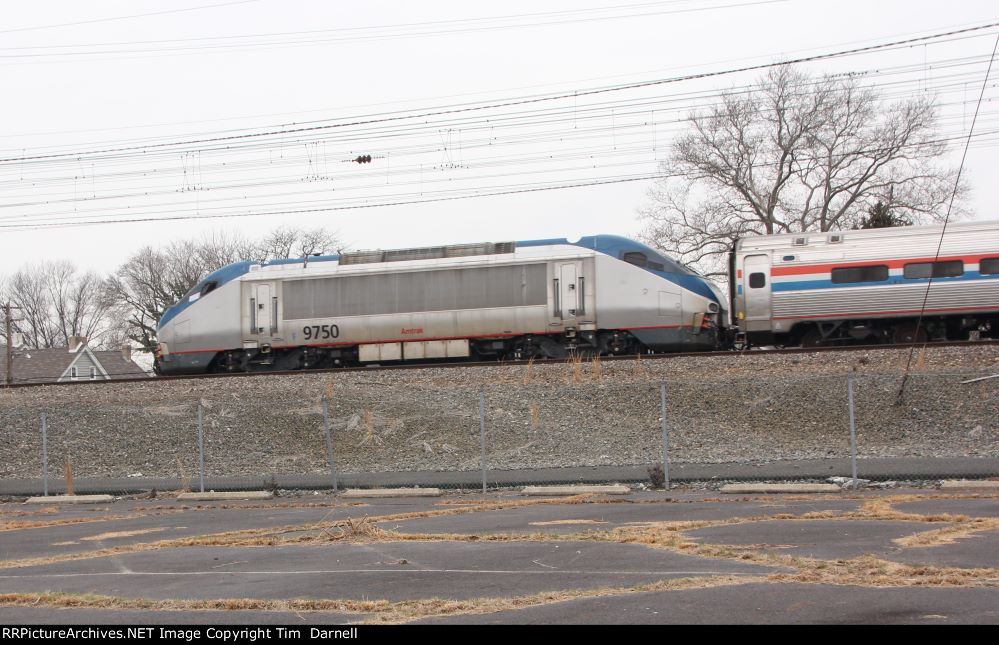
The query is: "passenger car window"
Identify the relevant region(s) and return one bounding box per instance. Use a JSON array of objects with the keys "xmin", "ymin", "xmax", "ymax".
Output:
[
  {"xmin": 749, "ymin": 272, "xmax": 766, "ymax": 288},
  {"xmin": 903, "ymin": 261, "xmax": 963, "ymax": 279},
  {"xmin": 980, "ymin": 257, "xmax": 999, "ymax": 275},
  {"xmin": 830, "ymin": 265, "xmax": 889, "ymax": 284}
]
